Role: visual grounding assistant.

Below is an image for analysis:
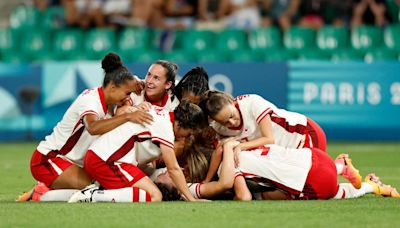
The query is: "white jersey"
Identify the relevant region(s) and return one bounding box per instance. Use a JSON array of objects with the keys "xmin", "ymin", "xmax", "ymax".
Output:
[
  {"xmin": 37, "ymin": 87, "xmax": 108, "ymax": 166},
  {"xmin": 89, "ymin": 107, "xmax": 175, "ymax": 165},
  {"xmin": 129, "ymin": 90, "xmax": 179, "ymax": 112},
  {"xmin": 237, "ymin": 145, "xmax": 312, "ymax": 192},
  {"xmin": 211, "ymin": 94, "xmax": 309, "ymax": 149}
]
